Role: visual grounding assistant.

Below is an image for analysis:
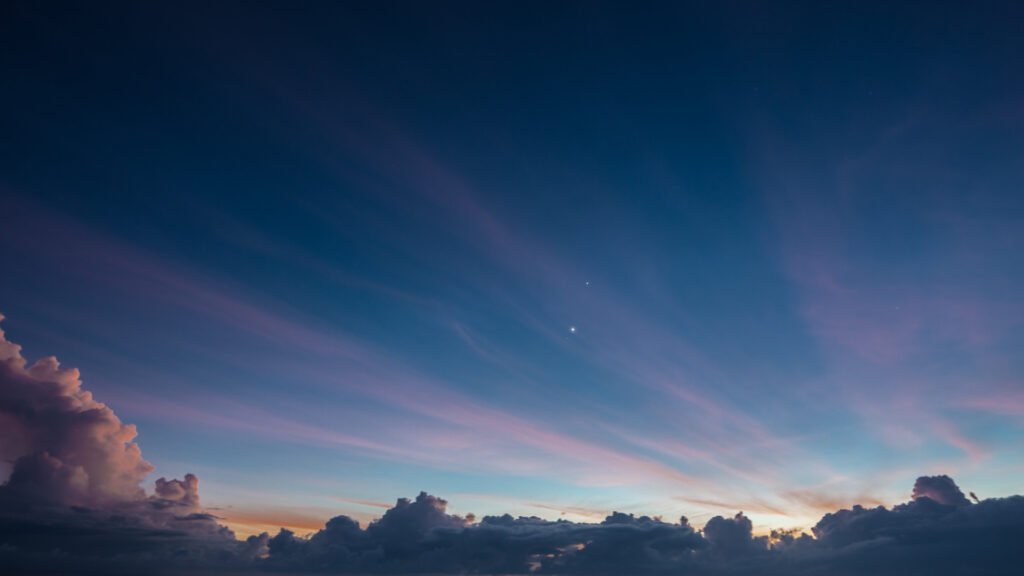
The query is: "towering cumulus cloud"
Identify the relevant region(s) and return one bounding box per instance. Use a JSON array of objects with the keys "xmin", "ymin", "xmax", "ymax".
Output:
[
  {"xmin": 0, "ymin": 315, "xmax": 249, "ymax": 574},
  {"xmin": 0, "ymin": 313, "xmax": 153, "ymax": 506},
  {"xmin": 2, "ymin": 314, "xmax": 1023, "ymax": 575}
]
